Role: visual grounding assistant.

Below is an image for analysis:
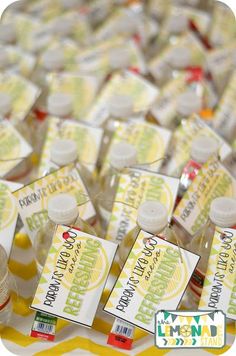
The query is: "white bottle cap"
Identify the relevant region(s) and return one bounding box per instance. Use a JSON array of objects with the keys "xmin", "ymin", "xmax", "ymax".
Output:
[
  {"xmin": 191, "ymin": 135, "xmax": 219, "ymax": 164},
  {"xmin": 176, "ymin": 91, "xmax": 202, "ymax": 117},
  {"xmin": 110, "ymin": 142, "xmax": 137, "ymax": 170},
  {"xmin": 47, "ymin": 93, "xmax": 73, "ymax": 117},
  {"xmin": 60, "ymin": 0, "xmax": 78, "ymax": 9},
  {"xmin": 41, "ymin": 48, "xmax": 65, "ymax": 71},
  {"xmin": 137, "ymin": 201, "xmax": 168, "ymax": 234},
  {"xmin": 166, "ymin": 14, "xmax": 188, "ymax": 34},
  {"xmin": 0, "ymin": 49, "xmax": 10, "ymax": 69},
  {"xmin": 109, "ymin": 47, "xmax": 131, "ymax": 70},
  {"xmin": 0, "ymin": 93, "xmax": 12, "ymax": 116},
  {"xmin": 108, "ymin": 95, "xmax": 133, "ymax": 118},
  {"xmin": 53, "ymin": 19, "xmax": 74, "ymax": 37},
  {"xmin": 50, "ymin": 139, "xmax": 78, "ymax": 166},
  {"xmin": 167, "ymin": 46, "xmax": 191, "ymax": 69},
  {"xmin": 0, "ymin": 23, "xmax": 16, "ymax": 44},
  {"xmin": 209, "ymin": 197, "xmax": 236, "ymax": 228},
  {"xmin": 48, "ymin": 193, "xmax": 79, "ymax": 225}
]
